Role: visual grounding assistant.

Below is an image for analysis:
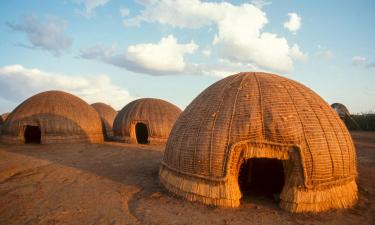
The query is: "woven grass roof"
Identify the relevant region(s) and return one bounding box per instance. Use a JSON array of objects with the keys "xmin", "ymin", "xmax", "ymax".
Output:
[
  {"xmin": 113, "ymin": 98, "xmax": 181, "ymax": 144},
  {"xmin": 160, "ymin": 72, "xmax": 357, "ymax": 213},
  {"xmin": 0, "ymin": 91, "xmax": 104, "ymax": 144},
  {"xmin": 91, "ymin": 102, "xmax": 117, "ymax": 139}
]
